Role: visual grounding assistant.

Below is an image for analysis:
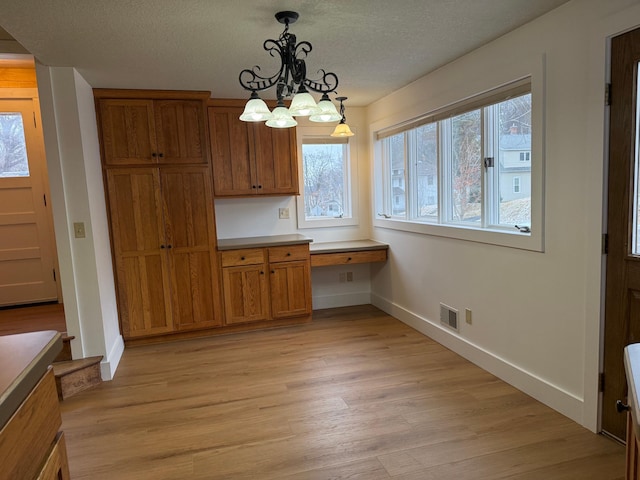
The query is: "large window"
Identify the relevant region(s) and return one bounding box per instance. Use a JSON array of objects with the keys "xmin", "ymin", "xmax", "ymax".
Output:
[
  {"xmin": 296, "ymin": 126, "xmax": 358, "ymax": 228},
  {"xmin": 376, "ymin": 80, "xmax": 536, "ymax": 245}
]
